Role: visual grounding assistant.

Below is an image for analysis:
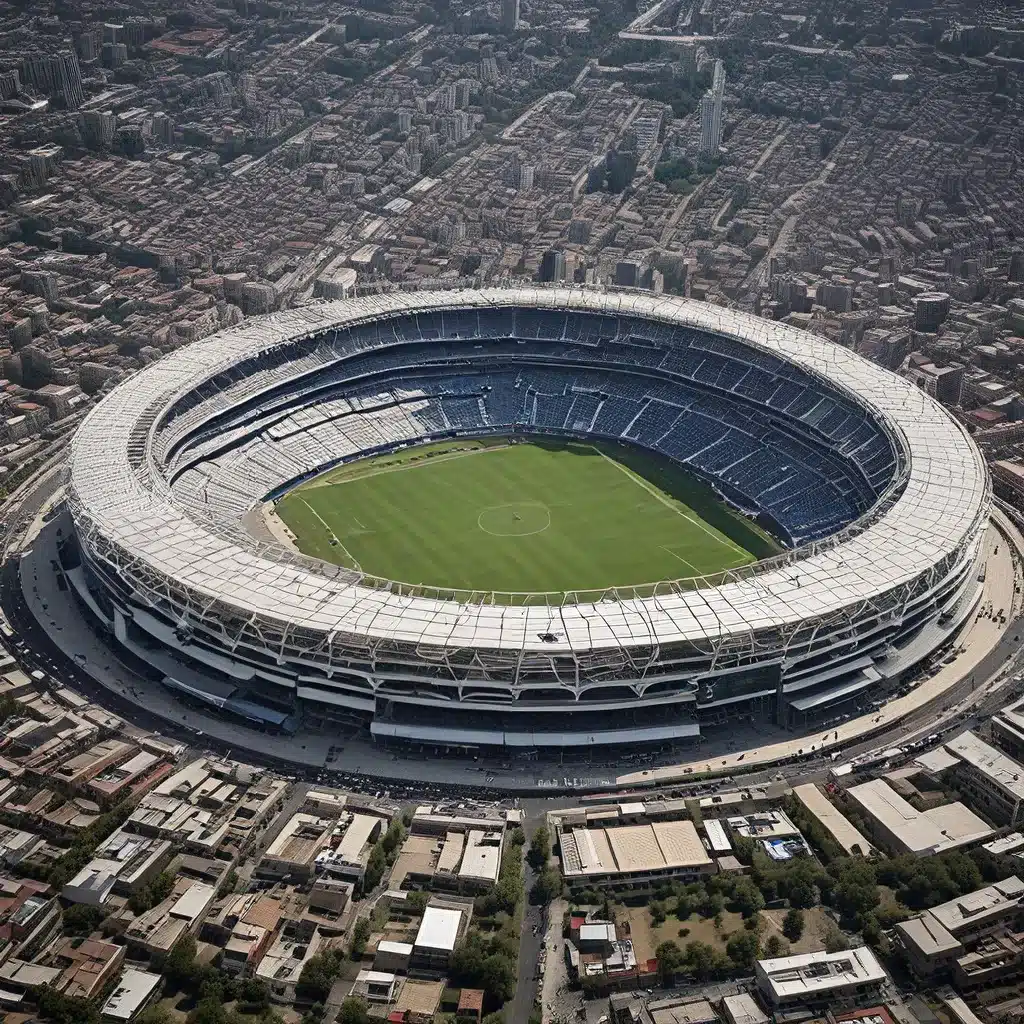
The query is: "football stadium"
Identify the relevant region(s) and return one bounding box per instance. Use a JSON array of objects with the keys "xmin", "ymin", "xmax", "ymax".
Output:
[{"xmin": 63, "ymin": 287, "xmax": 990, "ymax": 755}]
